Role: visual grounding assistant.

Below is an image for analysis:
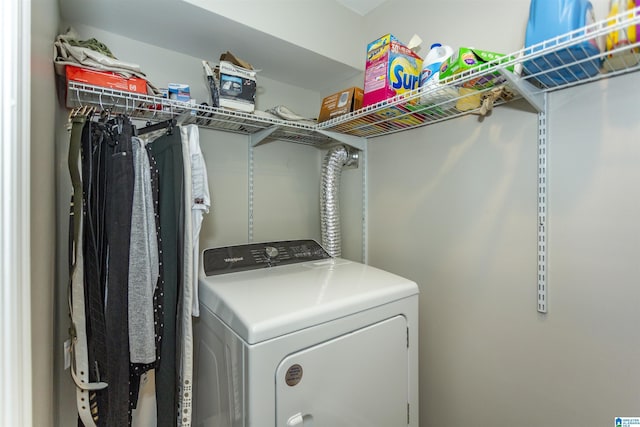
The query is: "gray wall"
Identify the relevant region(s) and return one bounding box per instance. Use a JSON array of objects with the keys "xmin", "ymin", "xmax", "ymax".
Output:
[
  {"xmin": 31, "ymin": 0, "xmax": 60, "ymax": 425},
  {"xmin": 361, "ymin": 1, "xmax": 640, "ymax": 426},
  {"xmin": 367, "ymin": 73, "xmax": 640, "ymax": 427}
]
